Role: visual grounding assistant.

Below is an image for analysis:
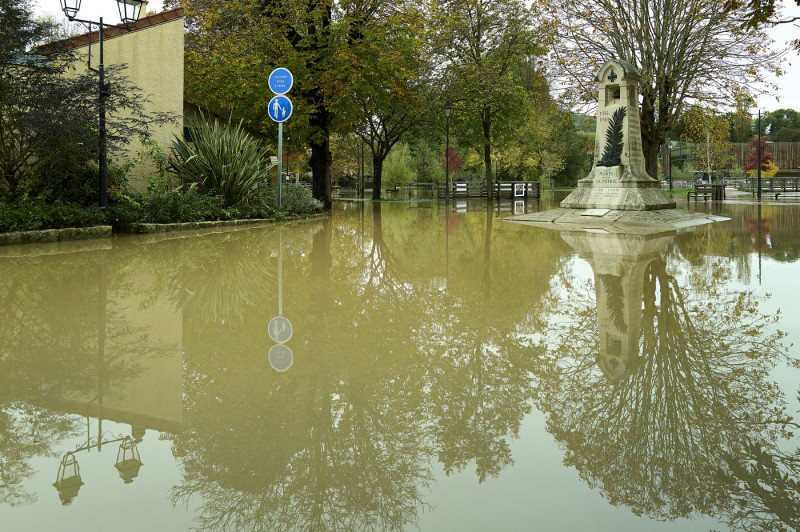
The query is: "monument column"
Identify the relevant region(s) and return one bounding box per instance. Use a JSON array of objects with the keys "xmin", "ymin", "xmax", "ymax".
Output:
[{"xmin": 560, "ymin": 59, "xmax": 675, "ymax": 211}]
